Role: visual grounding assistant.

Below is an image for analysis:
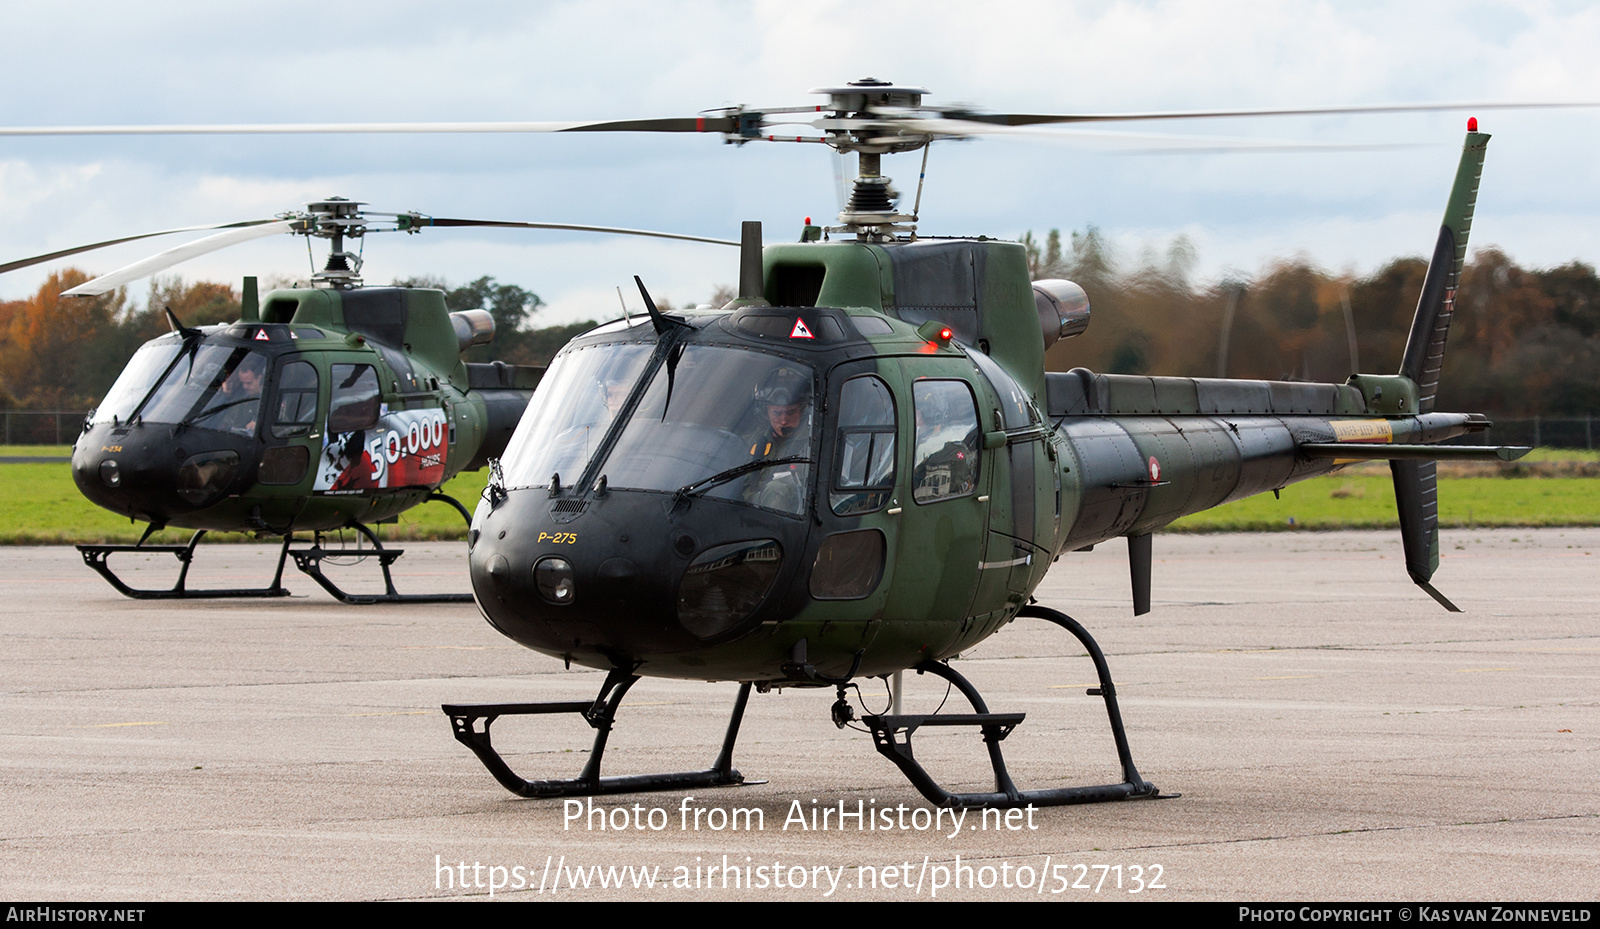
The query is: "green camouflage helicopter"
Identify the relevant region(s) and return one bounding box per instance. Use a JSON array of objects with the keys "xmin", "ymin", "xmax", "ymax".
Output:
[
  {"xmin": 444, "ymin": 82, "xmax": 1529, "ymax": 809},
  {"xmin": 0, "ymin": 201, "xmax": 734, "ymax": 603}
]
